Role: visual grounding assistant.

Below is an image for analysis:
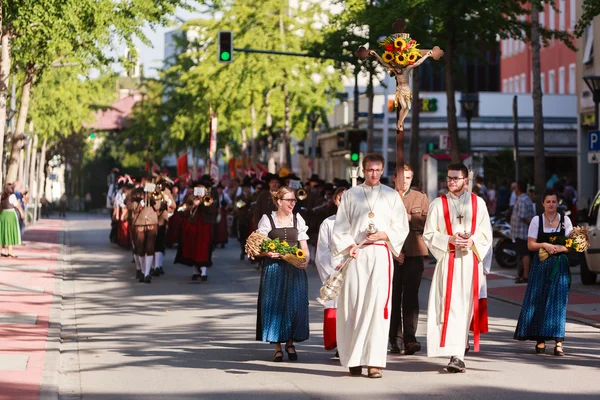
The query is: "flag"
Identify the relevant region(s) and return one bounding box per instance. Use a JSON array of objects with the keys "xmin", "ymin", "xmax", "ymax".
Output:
[{"xmin": 177, "ymin": 154, "xmax": 188, "ymax": 178}]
